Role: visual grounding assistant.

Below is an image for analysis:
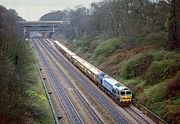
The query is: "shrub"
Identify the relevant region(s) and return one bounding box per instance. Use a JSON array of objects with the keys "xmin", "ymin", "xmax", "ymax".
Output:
[
  {"xmin": 92, "ymin": 37, "xmax": 125, "ymax": 60},
  {"xmin": 0, "ymin": 40, "xmax": 34, "ymax": 121},
  {"xmin": 137, "ymin": 81, "xmax": 167, "ymax": 106},
  {"xmin": 96, "ymin": 56, "xmax": 105, "ymax": 64},
  {"xmin": 75, "ymin": 46, "xmax": 87, "ymax": 54},
  {"xmin": 119, "ymin": 53, "xmax": 154, "ymax": 79},
  {"xmin": 146, "ymin": 59, "xmax": 180, "ymax": 84},
  {"xmin": 89, "ymin": 38, "xmax": 104, "ymax": 53},
  {"xmin": 148, "ymin": 50, "xmax": 166, "ymax": 61},
  {"xmin": 164, "ymin": 51, "xmax": 180, "ymax": 62},
  {"xmin": 144, "ymin": 31, "xmax": 168, "ymax": 47},
  {"xmin": 175, "ymin": 71, "xmax": 180, "ymax": 79},
  {"xmin": 71, "ymin": 38, "xmax": 91, "ymax": 55}
]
